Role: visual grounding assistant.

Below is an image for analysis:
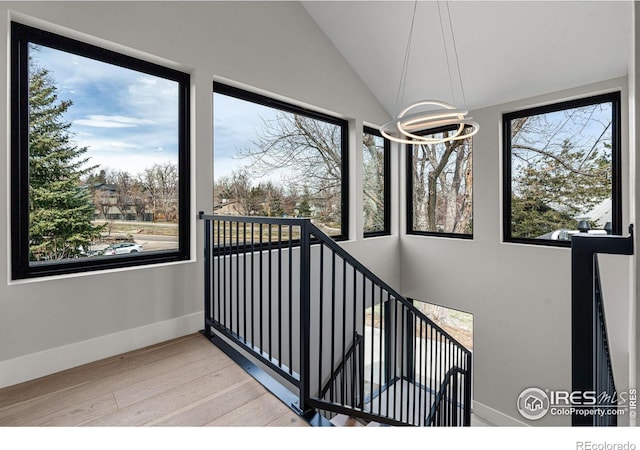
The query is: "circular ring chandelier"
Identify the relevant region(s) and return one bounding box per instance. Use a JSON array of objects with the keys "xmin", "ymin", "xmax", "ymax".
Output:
[
  {"xmin": 382, "ymin": 1, "xmax": 479, "ymax": 146},
  {"xmin": 380, "ymin": 99, "xmax": 479, "ymax": 145}
]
